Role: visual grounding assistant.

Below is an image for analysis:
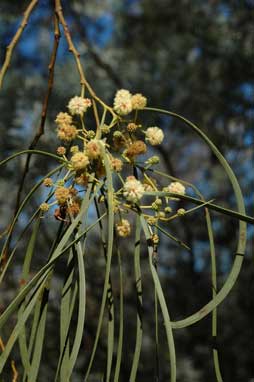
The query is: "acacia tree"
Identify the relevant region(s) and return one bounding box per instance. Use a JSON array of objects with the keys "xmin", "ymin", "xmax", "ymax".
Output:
[{"xmin": 0, "ymin": 1, "xmax": 253, "ymax": 381}]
